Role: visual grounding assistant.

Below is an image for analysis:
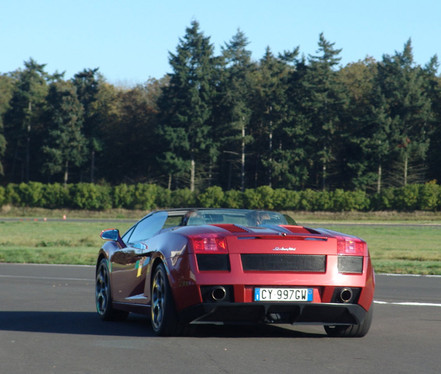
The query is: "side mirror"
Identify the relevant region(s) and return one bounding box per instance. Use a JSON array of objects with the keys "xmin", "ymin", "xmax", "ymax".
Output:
[
  {"xmin": 100, "ymin": 228, "xmax": 126, "ymax": 248},
  {"xmin": 100, "ymin": 229, "xmax": 120, "ymax": 241}
]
